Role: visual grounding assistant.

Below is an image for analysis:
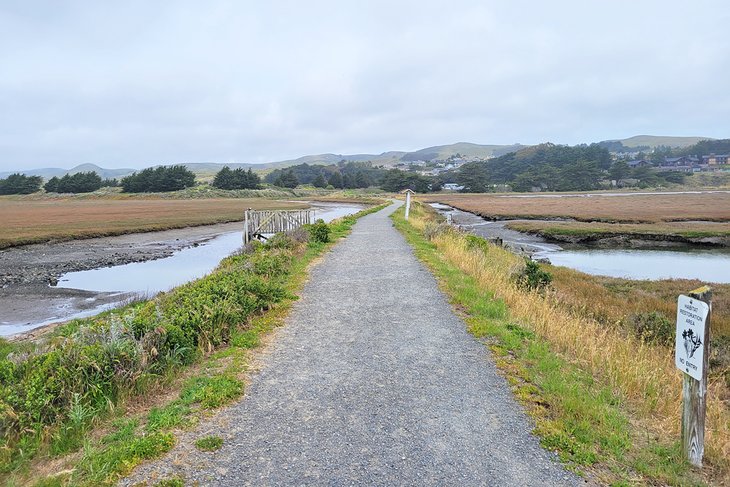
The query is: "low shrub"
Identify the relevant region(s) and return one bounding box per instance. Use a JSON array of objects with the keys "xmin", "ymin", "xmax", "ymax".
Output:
[
  {"xmin": 513, "ymin": 258, "xmax": 553, "ymax": 292},
  {"xmin": 308, "ymin": 219, "xmax": 330, "ymax": 243},
  {"xmin": 628, "ymin": 312, "xmax": 674, "ymax": 346},
  {"xmin": 423, "ymin": 222, "xmax": 450, "ymax": 241},
  {"xmin": 0, "ymin": 235, "xmax": 297, "ymax": 472},
  {"xmin": 465, "ymin": 234, "xmax": 491, "ymax": 254}
]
